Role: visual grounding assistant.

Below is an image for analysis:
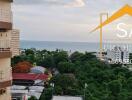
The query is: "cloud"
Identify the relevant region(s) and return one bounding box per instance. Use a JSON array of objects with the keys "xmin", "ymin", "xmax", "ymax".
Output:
[
  {"xmin": 14, "ymin": 0, "xmax": 44, "ymax": 5},
  {"xmin": 14, "ymin": 0, "xmax": 85, "ymax": 7},
  {"xmin": 13, "ymin": 0, "xmax": 132, "ymax": 42},
  {"xmin": 14, "ymin": 0, "xmax": 67, "ymax": 5},
  {"xmin": 65, "ymin": 0, "xmax": 85, "ymax": 7}
]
